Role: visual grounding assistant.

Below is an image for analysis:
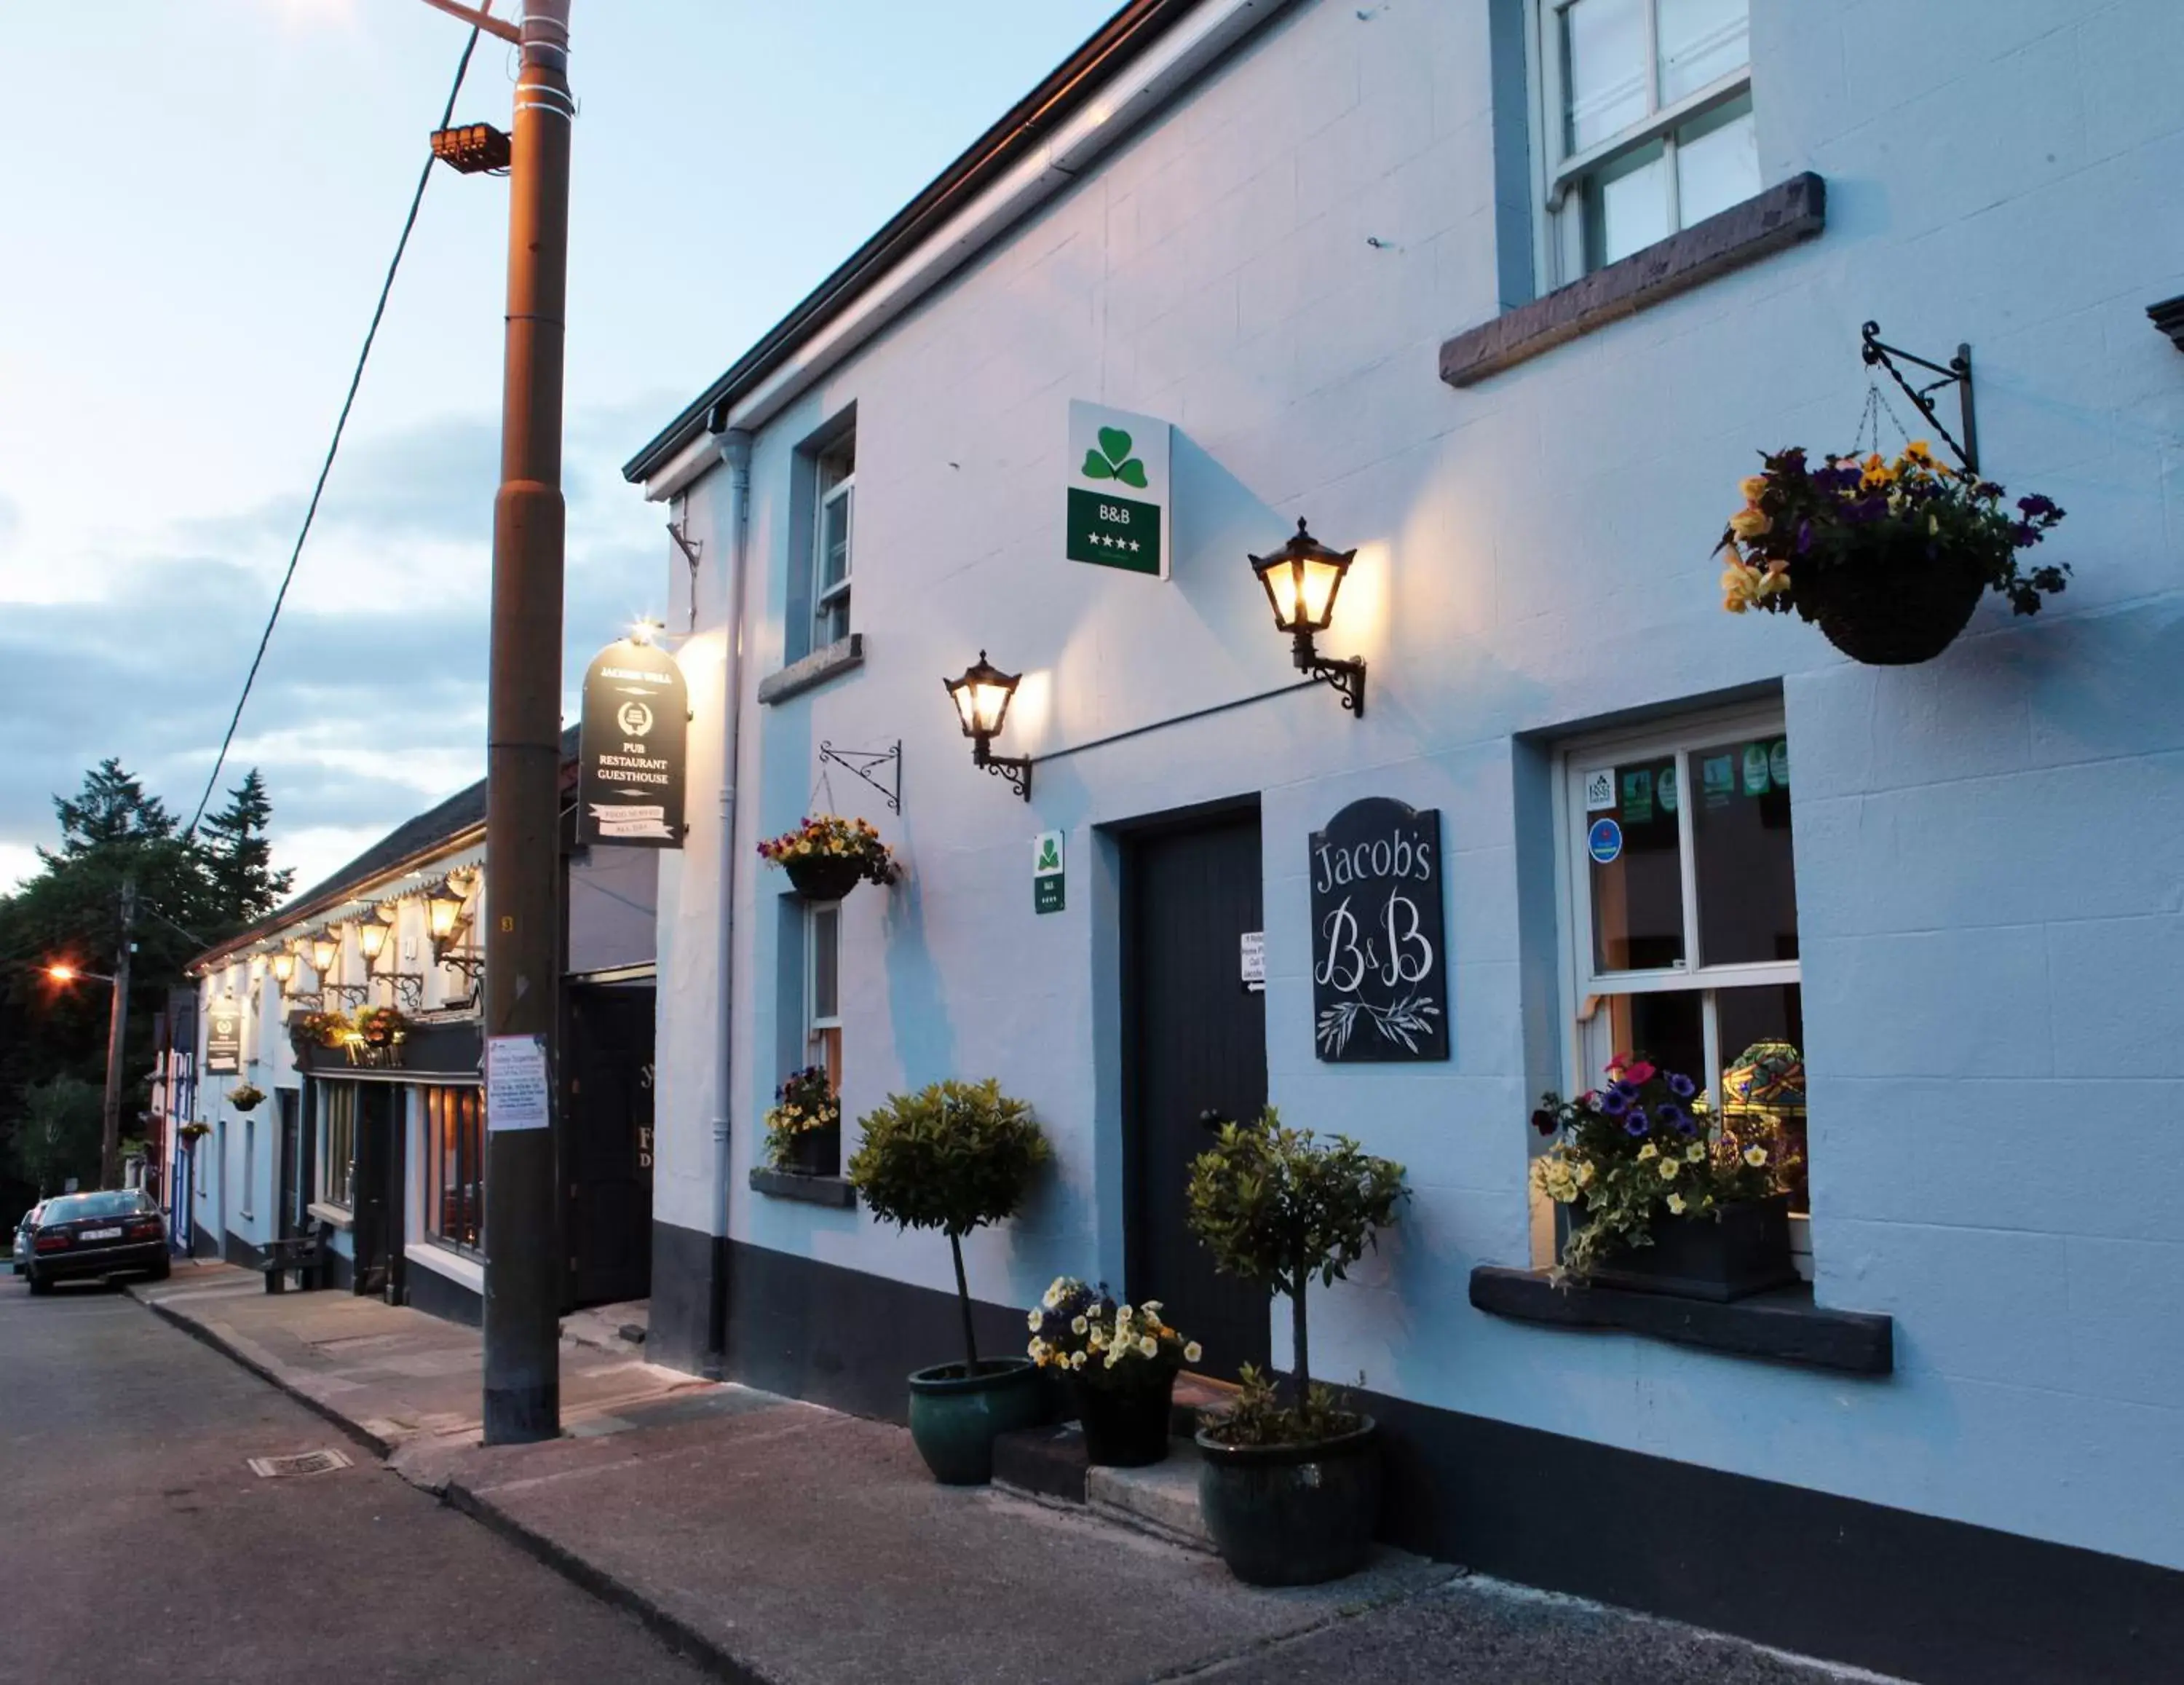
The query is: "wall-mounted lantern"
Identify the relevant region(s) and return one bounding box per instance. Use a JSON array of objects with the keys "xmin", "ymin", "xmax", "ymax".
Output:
[
  {"xmin": 428, "ymin": 882, "xmax": 484, "ymax": 982},
  {"xmin": 269, "ymin": 950, "xmax": 297, "ymax": 987},
  {"xmin": 1249, "ymin": 517, "xmax": 1366, "ymax": 717},
  {"xmin": 944, "ymin": 651, "xmax": 1034, "ymax": 801},
  {"xmin": 355, "ymin": 918, "xmax": 391, "ymax": 965},
  {"xmin": 309, "ymin": 931, "xmax": 340, "ymax": 976}
]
